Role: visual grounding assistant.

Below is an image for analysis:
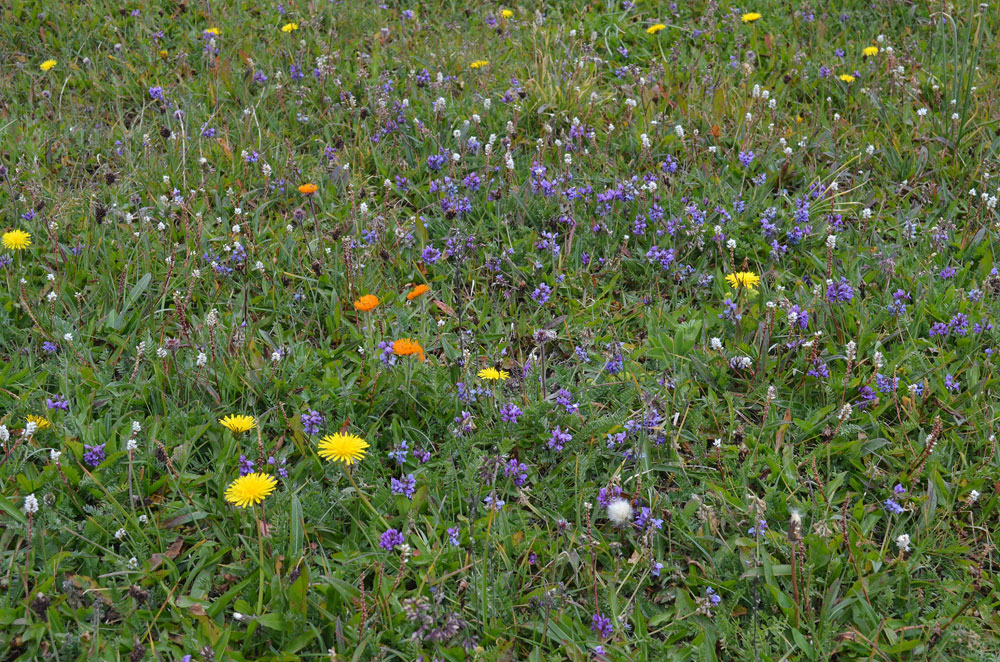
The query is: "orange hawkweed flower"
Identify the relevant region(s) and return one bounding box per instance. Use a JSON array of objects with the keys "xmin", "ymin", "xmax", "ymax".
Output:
[
  {"xmin": 406, "ymin": 284, "xmax": 430, "ymax": 300},
  {"xmin": 298, "ymin": 183, "xmax": 318, "ymax": 195},
  {"xmin": 353, "ymin": 294, "xmax": 380, "ymax": 312},
  {"xmin": 392, "ymin": 338, "xmax": 425, "ymax": 362}
]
